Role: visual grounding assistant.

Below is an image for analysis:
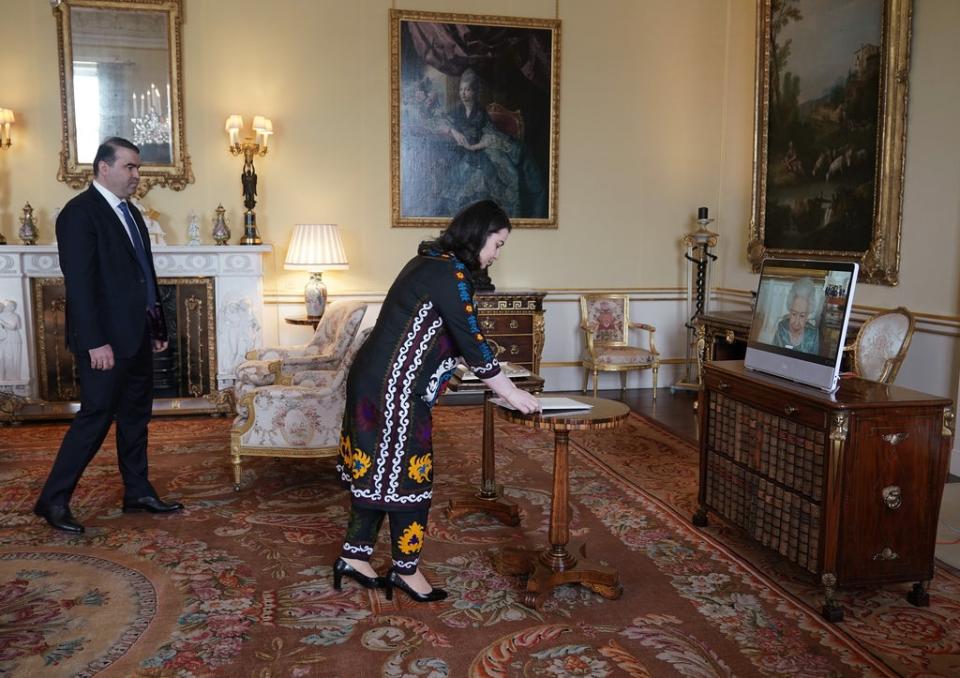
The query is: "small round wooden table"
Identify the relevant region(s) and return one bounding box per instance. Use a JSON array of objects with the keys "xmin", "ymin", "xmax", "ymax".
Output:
[{"xmin": 493, "ymin": 396, "xmax": 630, "ymax": 609}]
